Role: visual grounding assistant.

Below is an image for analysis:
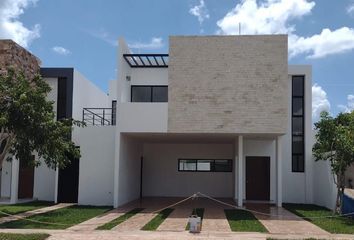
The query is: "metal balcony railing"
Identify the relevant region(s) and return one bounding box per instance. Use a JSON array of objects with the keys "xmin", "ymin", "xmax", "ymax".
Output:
[{"xmin": 82, "ymin": 108, "xmax": 116, "ymax": 126}]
